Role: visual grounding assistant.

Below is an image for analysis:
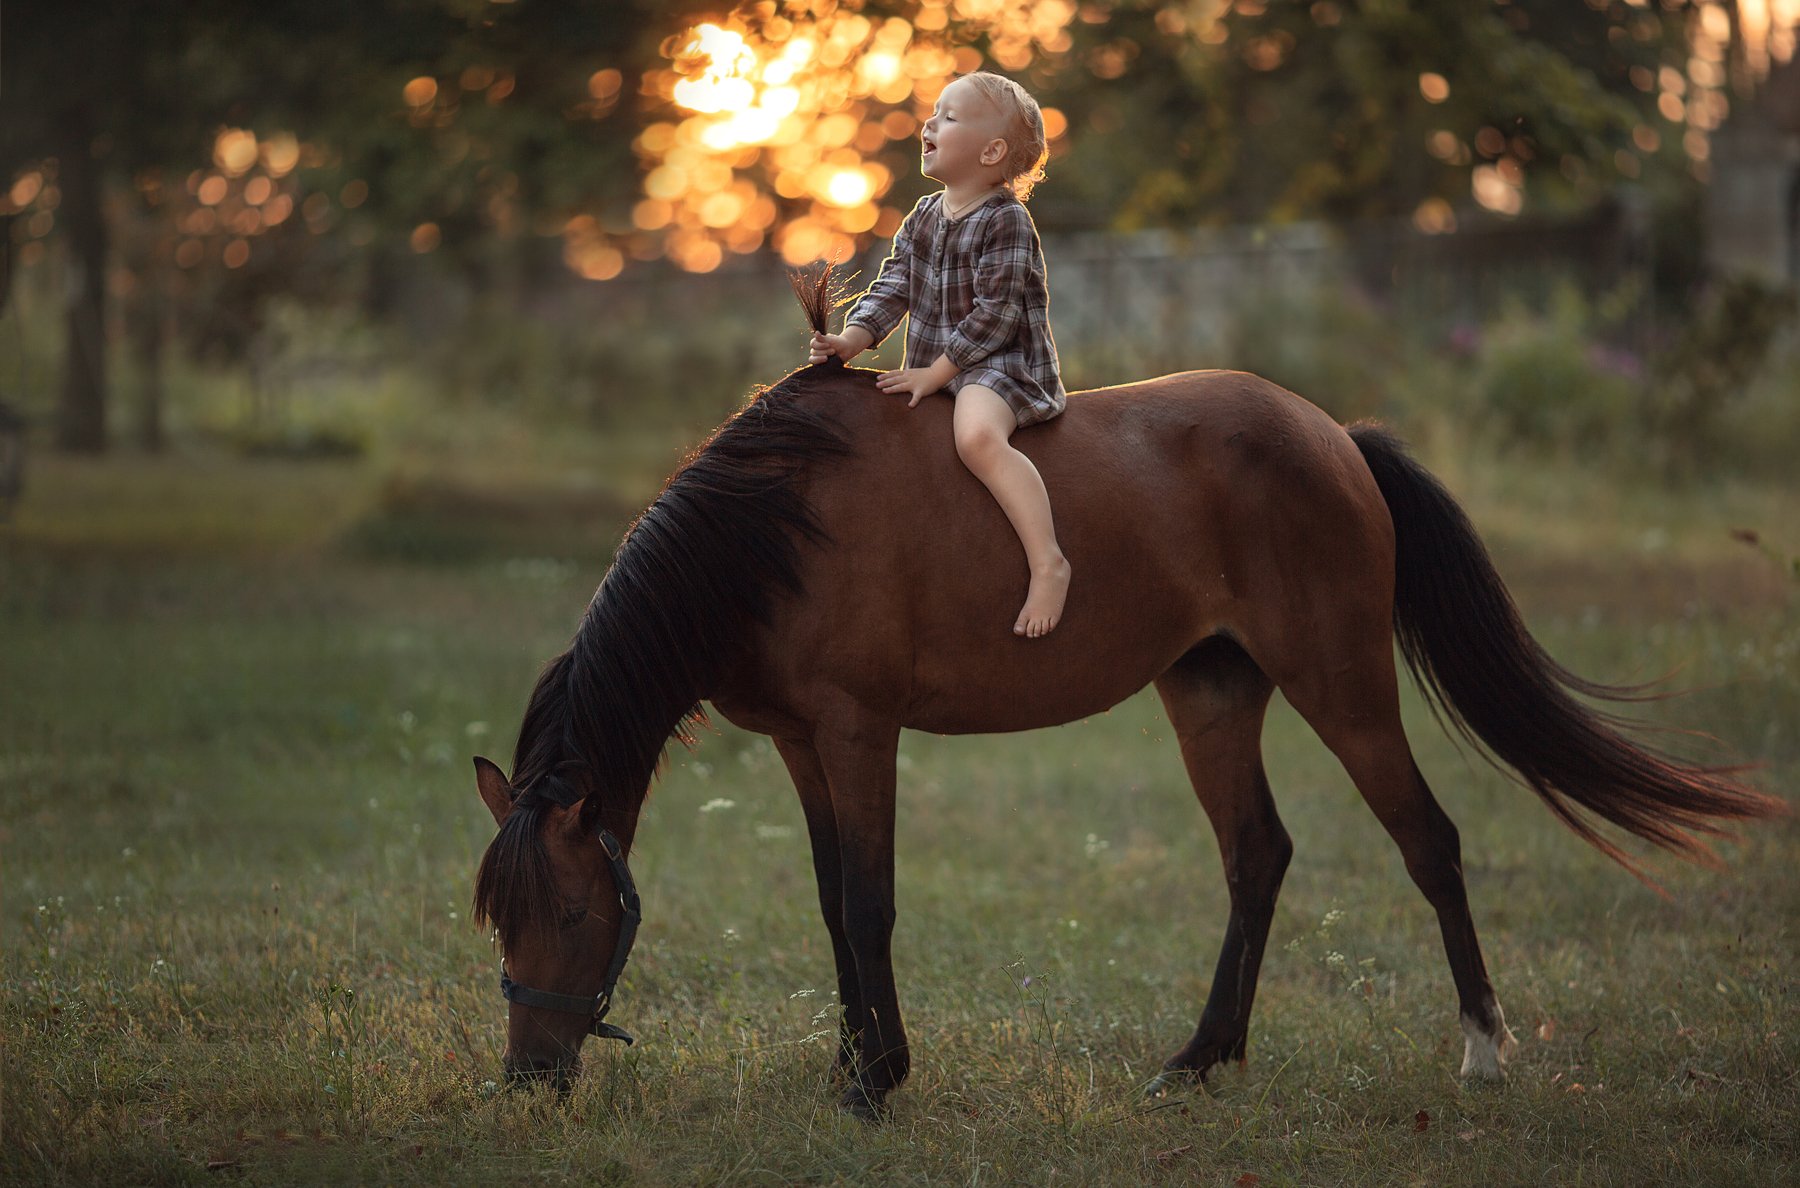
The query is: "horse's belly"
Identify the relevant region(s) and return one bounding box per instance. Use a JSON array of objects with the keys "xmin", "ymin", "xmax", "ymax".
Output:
[
  {"xmin": 904, "ymin": 672, "xmax": 1161, "ymax": 734},
  {"xmin": 903, "ymin": 599, "xmax": 1206, "ymax": 734}
]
